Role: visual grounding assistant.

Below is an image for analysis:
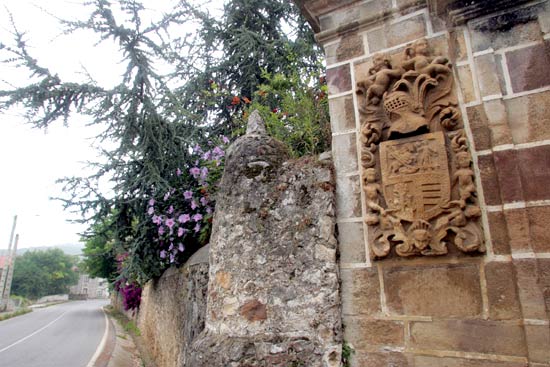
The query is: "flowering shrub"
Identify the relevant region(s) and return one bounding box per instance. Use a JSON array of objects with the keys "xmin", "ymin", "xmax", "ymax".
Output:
[
  {"xmin": 115, "ymin": 279, "xmax": 142, "ymax": 311},
  {"xmin": 146, "ymin": 137, "xmax": 229, "ymax": 265}
]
